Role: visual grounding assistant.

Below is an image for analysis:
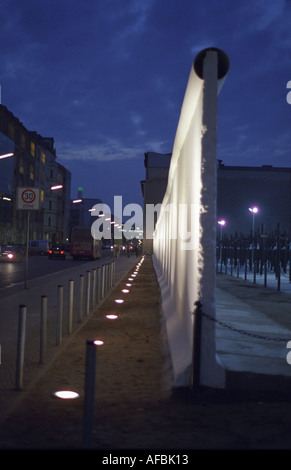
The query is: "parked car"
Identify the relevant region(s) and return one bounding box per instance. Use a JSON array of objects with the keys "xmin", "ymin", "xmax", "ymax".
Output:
[
  {"xmin": 0, "ymin": 245, "xmax": 24, "ymax": 263},
  {"xmin": 48, "ymin": 245, "xmax": 66, "ymax": 260}
]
